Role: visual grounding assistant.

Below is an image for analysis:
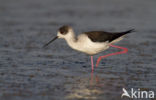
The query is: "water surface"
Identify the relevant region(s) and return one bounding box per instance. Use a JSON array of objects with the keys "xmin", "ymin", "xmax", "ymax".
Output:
[{"xmin": 0, "ymin": 0, "xmax": 156, "ymax": 100}]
